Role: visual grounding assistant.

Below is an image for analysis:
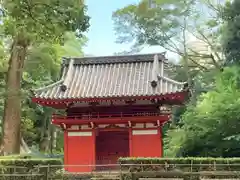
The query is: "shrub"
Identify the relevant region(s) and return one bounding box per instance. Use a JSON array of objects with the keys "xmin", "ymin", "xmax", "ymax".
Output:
[
  {"xmin": 0, "ymin": 157, "xmax": 62, "ymax": 180},
  {"xmin": 119, "ymin": 157, "xmax": 240, "ymax": 179}
]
